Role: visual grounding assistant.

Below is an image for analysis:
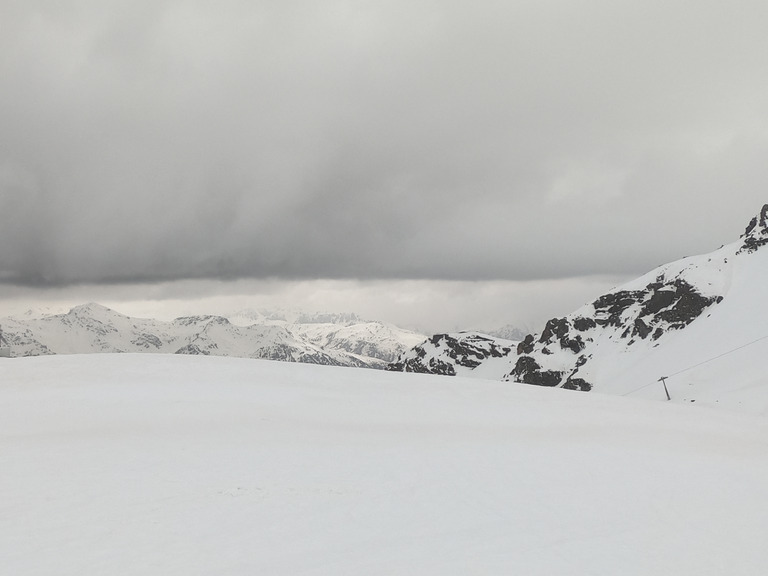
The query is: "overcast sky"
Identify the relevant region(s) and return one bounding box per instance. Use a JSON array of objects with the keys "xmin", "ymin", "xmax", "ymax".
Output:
[{"xmin": 1, "ymin": 1, "xmax": 767, "ymax": 331}]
